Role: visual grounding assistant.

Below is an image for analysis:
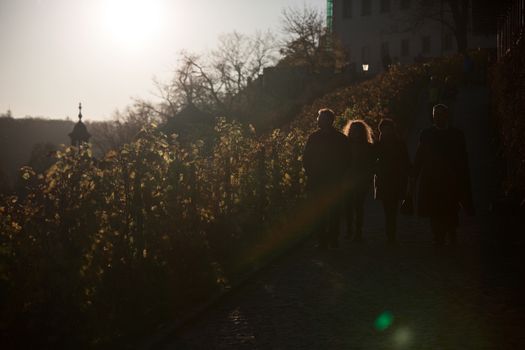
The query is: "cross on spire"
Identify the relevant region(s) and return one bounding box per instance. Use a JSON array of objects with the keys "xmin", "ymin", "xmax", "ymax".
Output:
[{"xmin": 69, "ymin": 102, "xmax": 90, "ymax": 146}]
